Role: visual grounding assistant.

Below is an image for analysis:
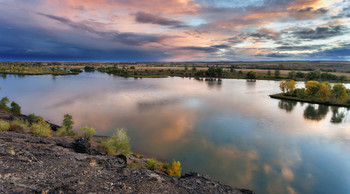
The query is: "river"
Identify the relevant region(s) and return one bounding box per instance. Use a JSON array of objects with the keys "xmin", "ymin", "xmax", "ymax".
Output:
[{"xmin": 1, "ymin": 72, "xmax": 349, "ymax": 194}]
